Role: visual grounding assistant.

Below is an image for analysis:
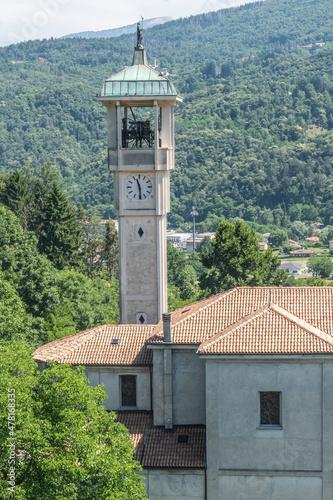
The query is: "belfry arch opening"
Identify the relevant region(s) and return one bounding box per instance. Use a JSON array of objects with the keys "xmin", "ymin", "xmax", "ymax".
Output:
[{"xmin": 121, "ymin": 106, "xmax": 161, "ymax": 149}]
